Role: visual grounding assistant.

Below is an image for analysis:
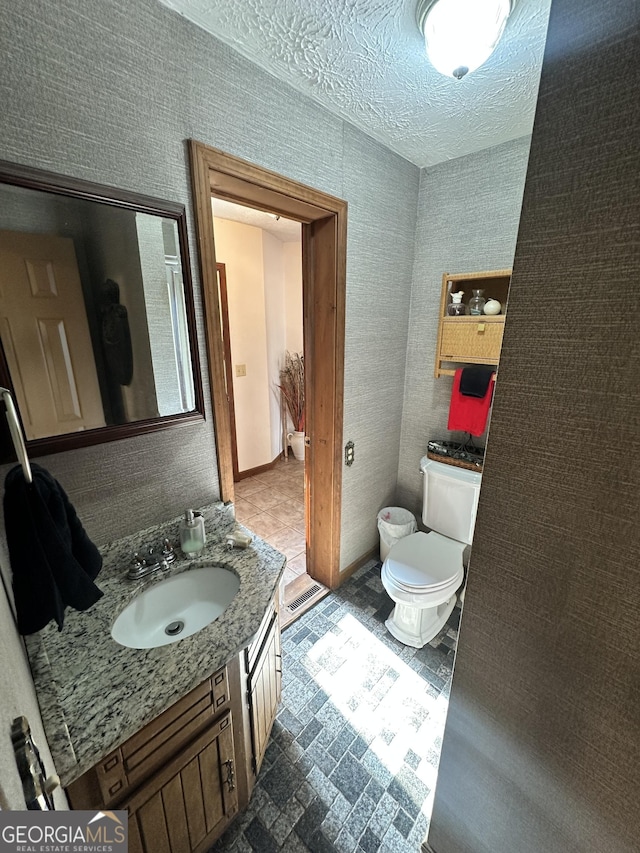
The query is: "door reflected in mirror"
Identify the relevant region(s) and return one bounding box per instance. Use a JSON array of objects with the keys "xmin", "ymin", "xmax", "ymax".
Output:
[{"xmin": 0, "ymin": 162, "xmax": 203, "ymax": 458}]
